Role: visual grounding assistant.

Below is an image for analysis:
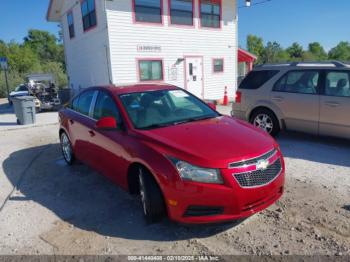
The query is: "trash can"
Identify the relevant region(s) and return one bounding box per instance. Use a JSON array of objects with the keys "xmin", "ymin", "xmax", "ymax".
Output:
[{"xmin": 12, "ymin": 96, "xmax": 36, "ymax": 125}]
